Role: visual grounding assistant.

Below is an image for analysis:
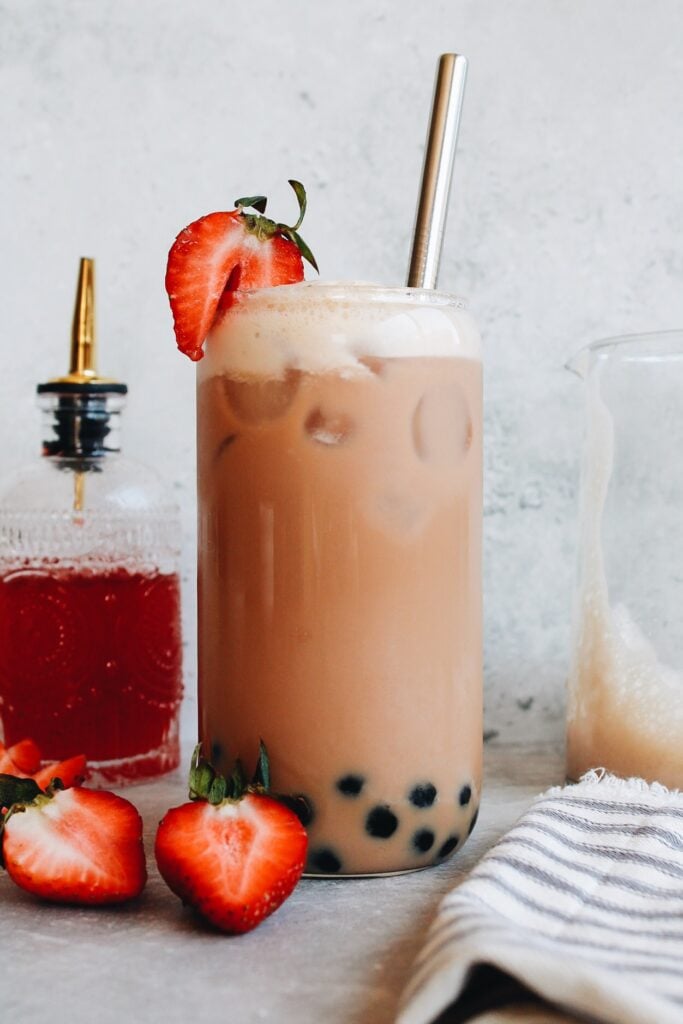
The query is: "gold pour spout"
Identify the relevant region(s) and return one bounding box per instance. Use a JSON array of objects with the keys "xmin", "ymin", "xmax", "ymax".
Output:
[
  {"xmin": 52, "ymin": 257, "xmax": 116, "ymax": 386},
  {"xmin": 69, "ymin": 257, "xmax": 97, "ymax": 380}
]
